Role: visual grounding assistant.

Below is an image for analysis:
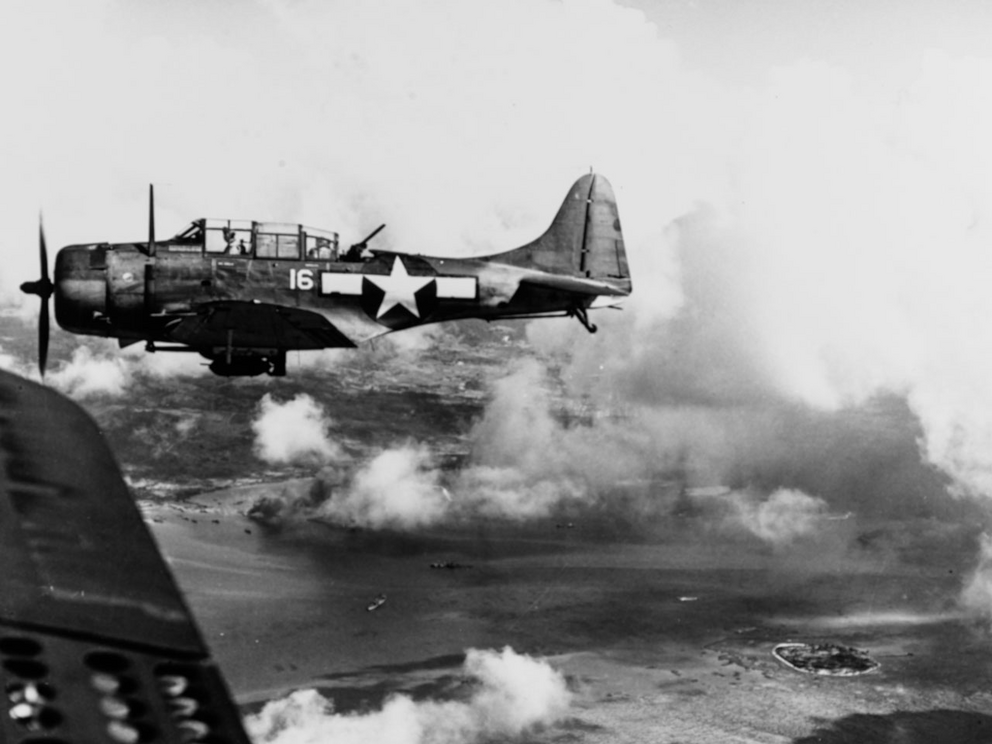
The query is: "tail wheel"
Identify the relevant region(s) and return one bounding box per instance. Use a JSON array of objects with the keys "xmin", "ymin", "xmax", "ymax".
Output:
[{"xmin": 568, "ymin": 305, "xmax": 597, "ymax": 334}]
